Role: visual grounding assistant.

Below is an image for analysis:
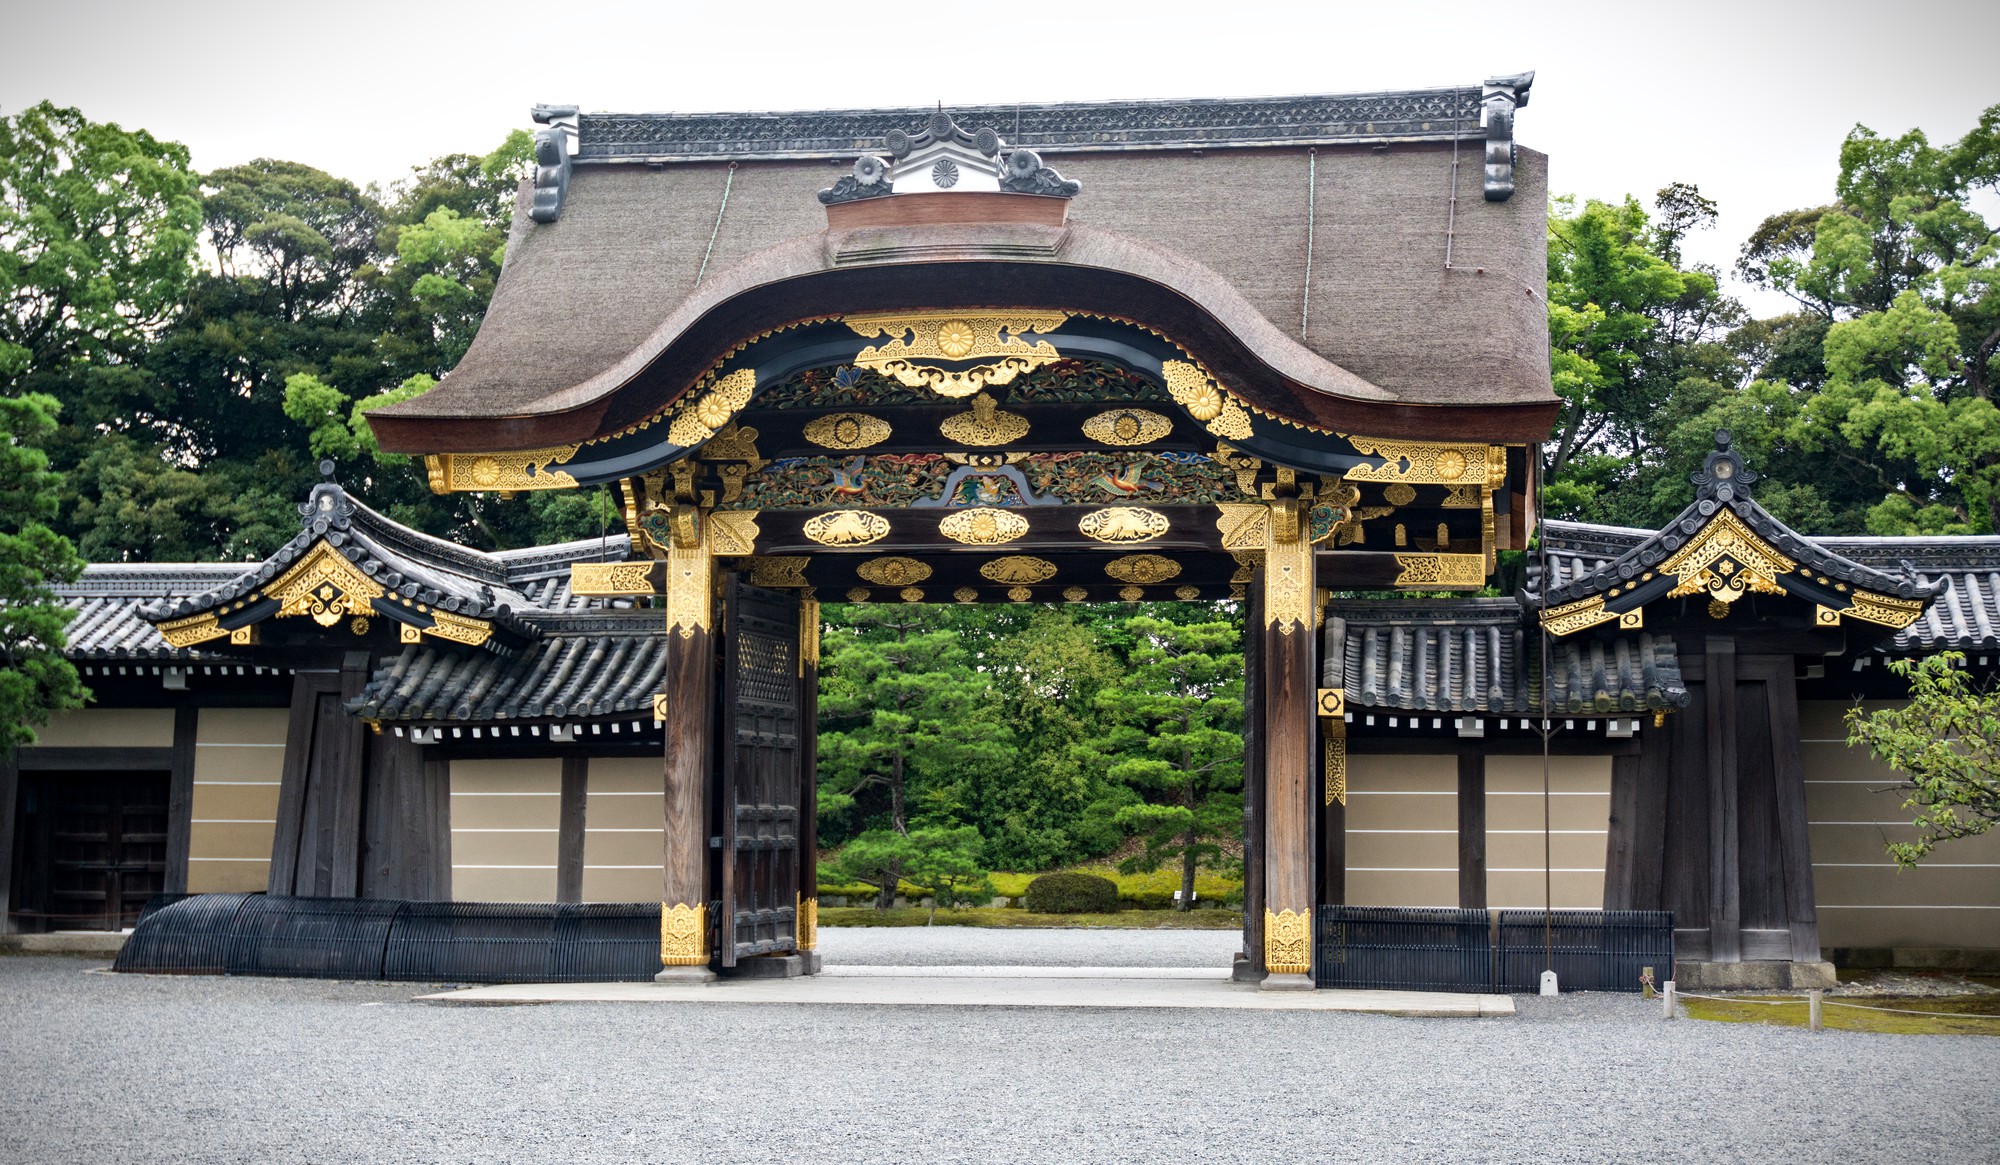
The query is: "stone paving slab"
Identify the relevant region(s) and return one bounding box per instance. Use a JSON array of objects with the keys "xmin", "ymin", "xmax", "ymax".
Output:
[{"xmin": 418, "ymin": 968, "xmax": 1516, "ymax": 1016}]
